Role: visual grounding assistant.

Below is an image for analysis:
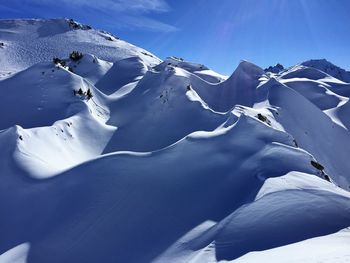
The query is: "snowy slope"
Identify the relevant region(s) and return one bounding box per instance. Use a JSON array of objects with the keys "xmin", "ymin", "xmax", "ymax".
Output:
[
  {"xmin": 1, "ymin": 18, "xmax": 350, "ymax": 263},
  {"xmin": 96, "ymin": 56, "xmax": 148, "ymax": 95},
  {"xmin": 302, "ymin": 59, "xmax": 350, "ymax": 83},
  {"xmin": 234, "ymin": 227, "xmax": 350, "ymax": 263},
  {"xmin": 0, "ymin": 115, "xmax": 323, "ymax": 263},
  {"xmin": 0, "ymin": 18, "xmax": 160, "ymax": 78},
  {"xmin": 190, "ymin": 60, "xmax": 265, "ymax": 112},
  {"xmin": 262, "ymin": 79, "xmax": 350, "ymax": 189},
  {"xmin": 65, "ymin": 53, "xmax": 113, "ymax": 84},
  {"xmin": 0, "ymin": 61, "xmax": 105, "ymax": 130},
  {"xmin": 155, "ymin": 172, "xmax": 350, "ymax": 262},
  {"xmin": 103, "ymin": 66, "xmax": 228, "ymax": 152}
]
